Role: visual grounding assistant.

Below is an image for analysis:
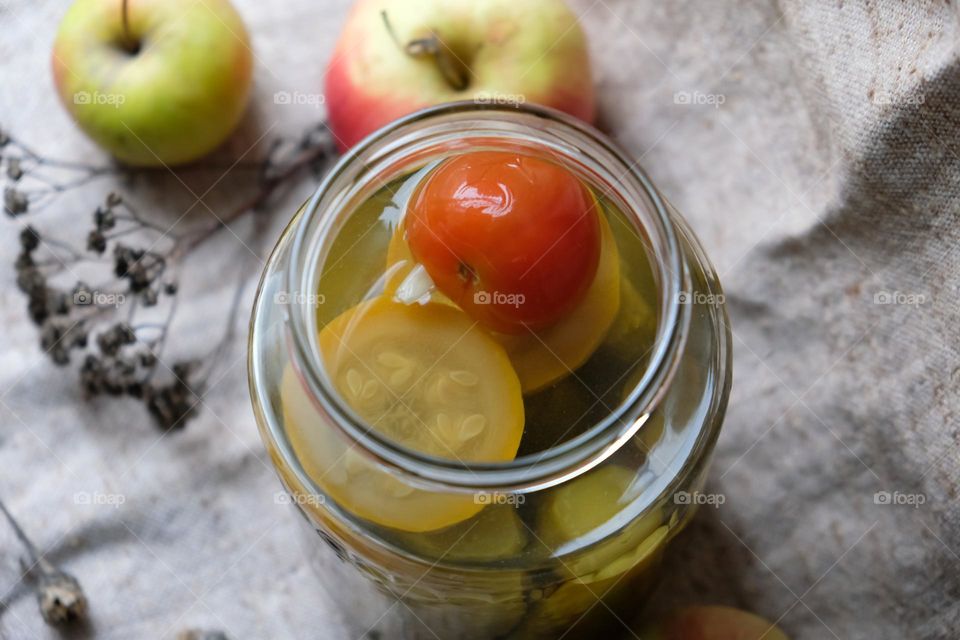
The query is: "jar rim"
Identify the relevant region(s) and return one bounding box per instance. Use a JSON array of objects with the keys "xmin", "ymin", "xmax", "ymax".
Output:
[{"xmin": 284, "ymin": 101, "xmax": 690, "ymax": 492}]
